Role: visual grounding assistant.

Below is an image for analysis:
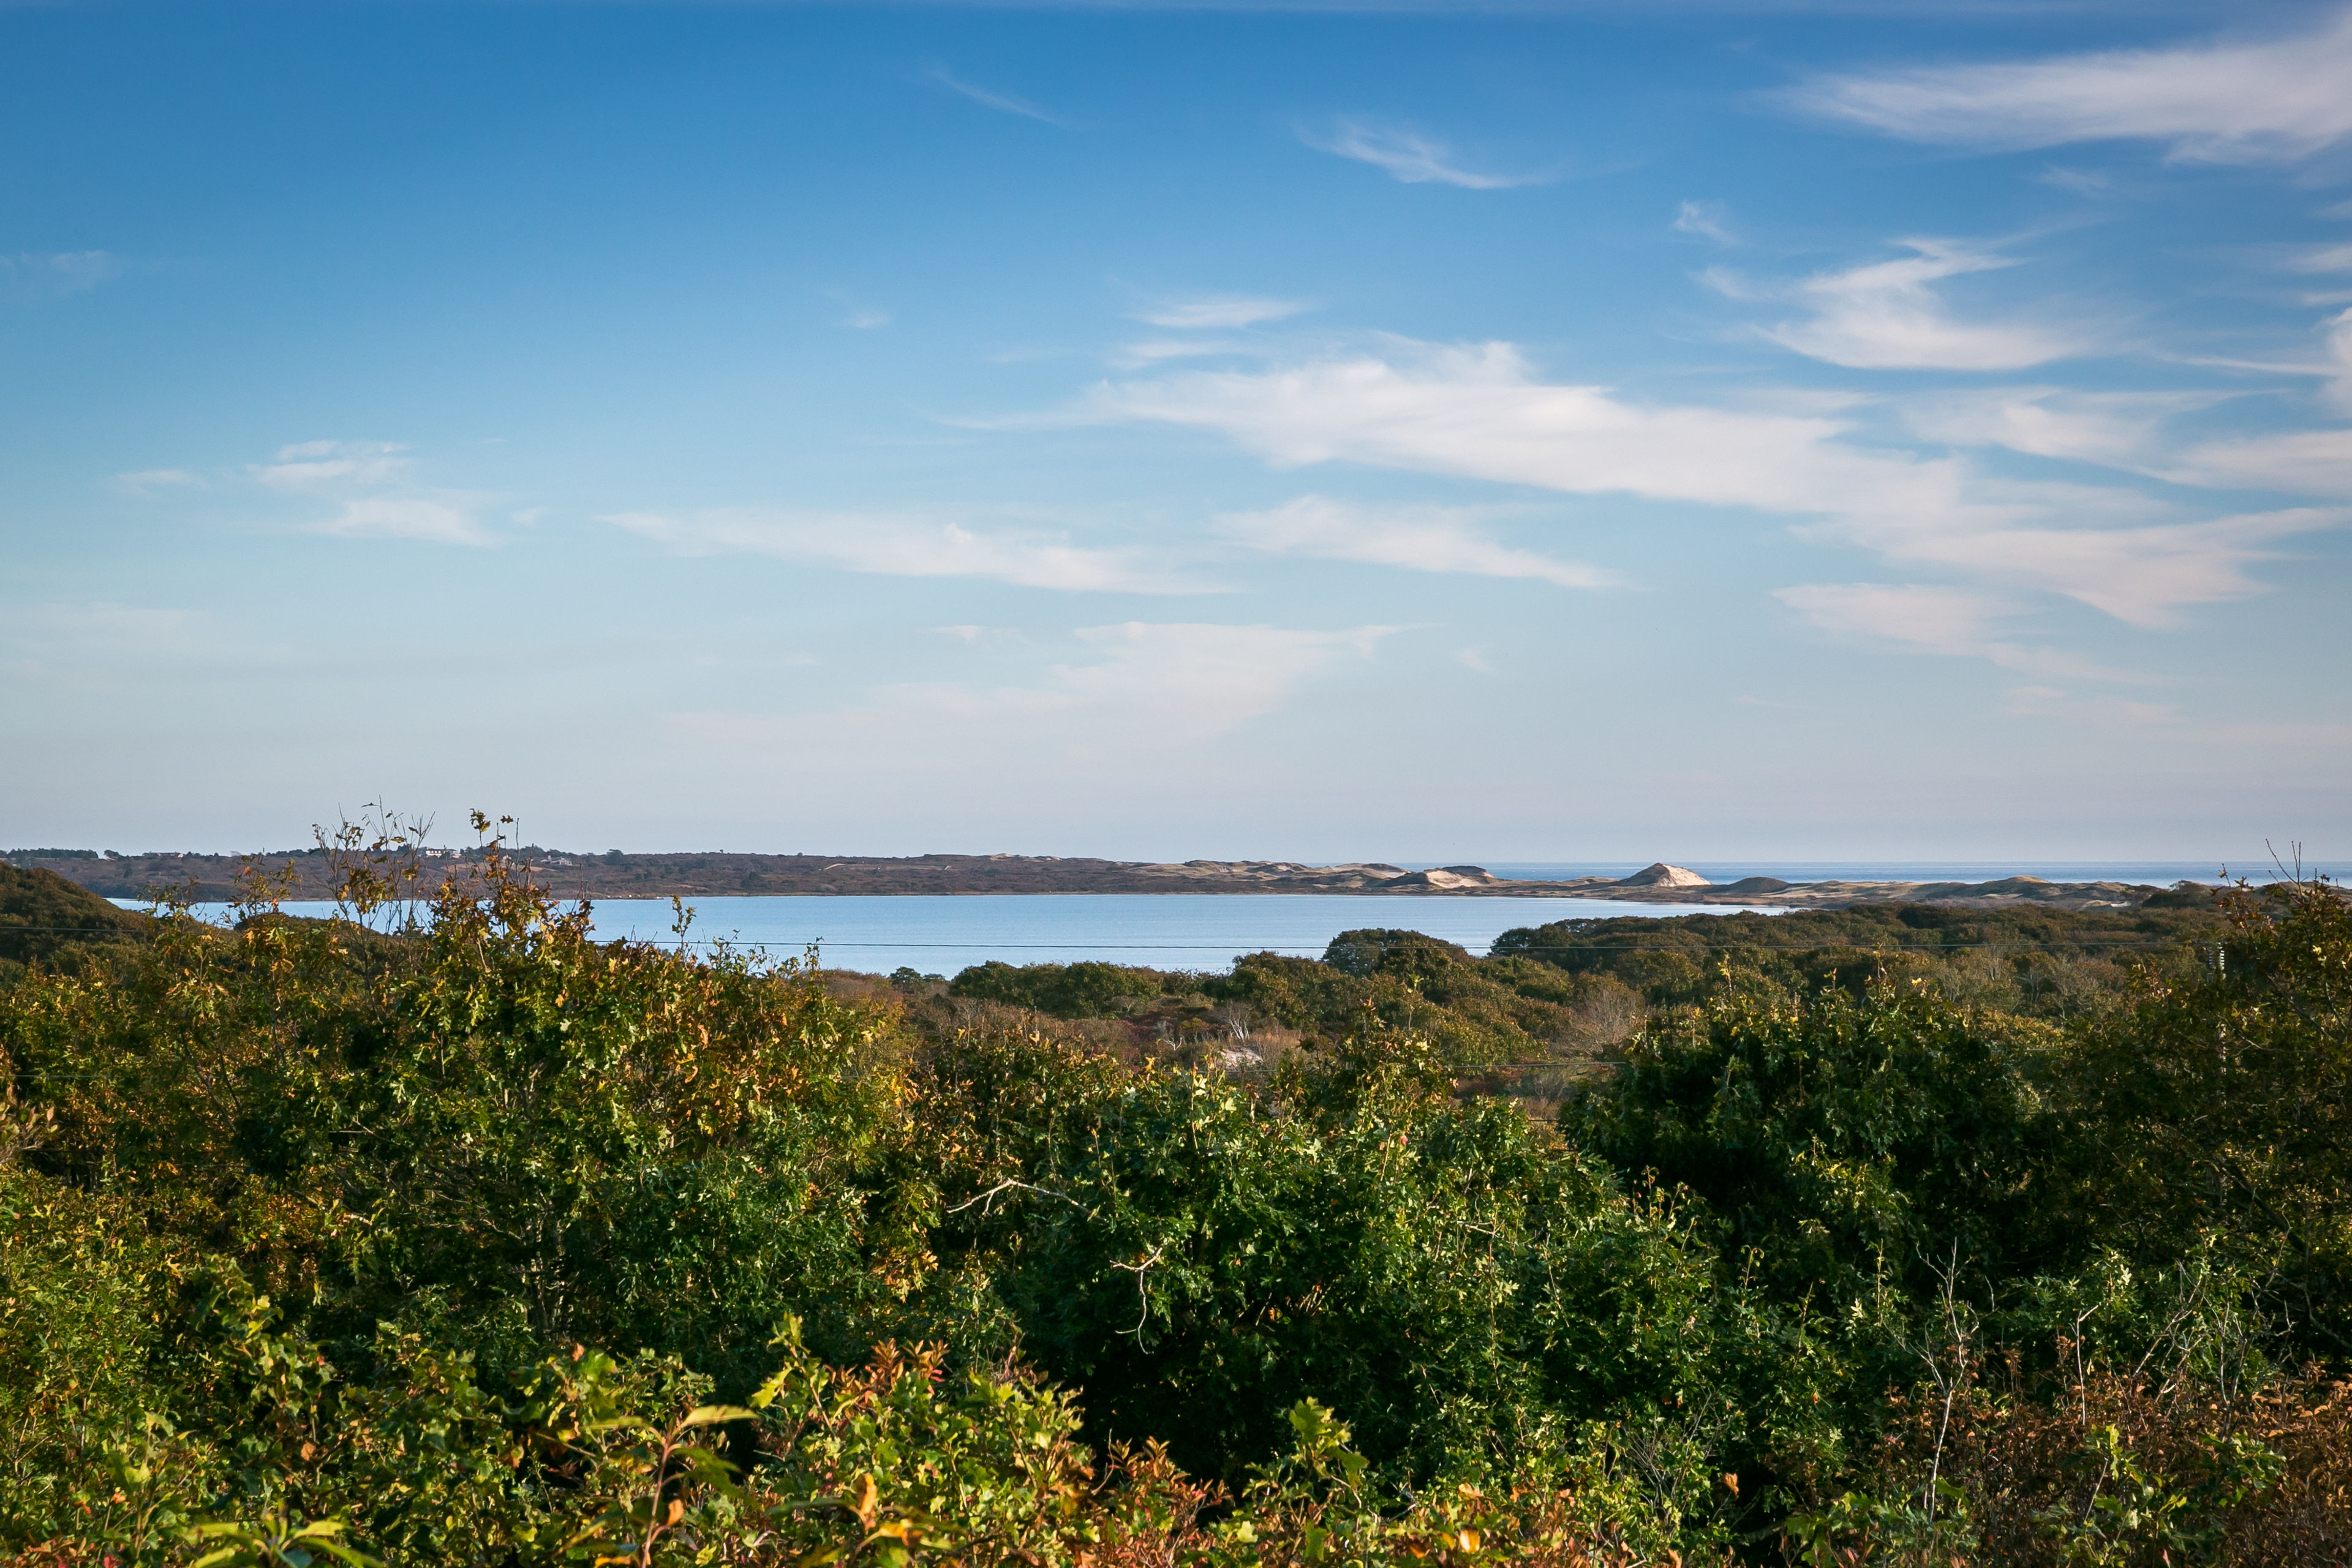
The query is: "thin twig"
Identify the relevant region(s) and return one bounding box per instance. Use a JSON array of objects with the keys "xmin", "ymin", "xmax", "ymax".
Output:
[
  {"xmin": 947, "ymin": 1179, "xmax": 1082, "ymax": 1216},
  {"xmin": 1111, "ymin": 1243, "xmax": 1169, "ymax": 1343}
]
